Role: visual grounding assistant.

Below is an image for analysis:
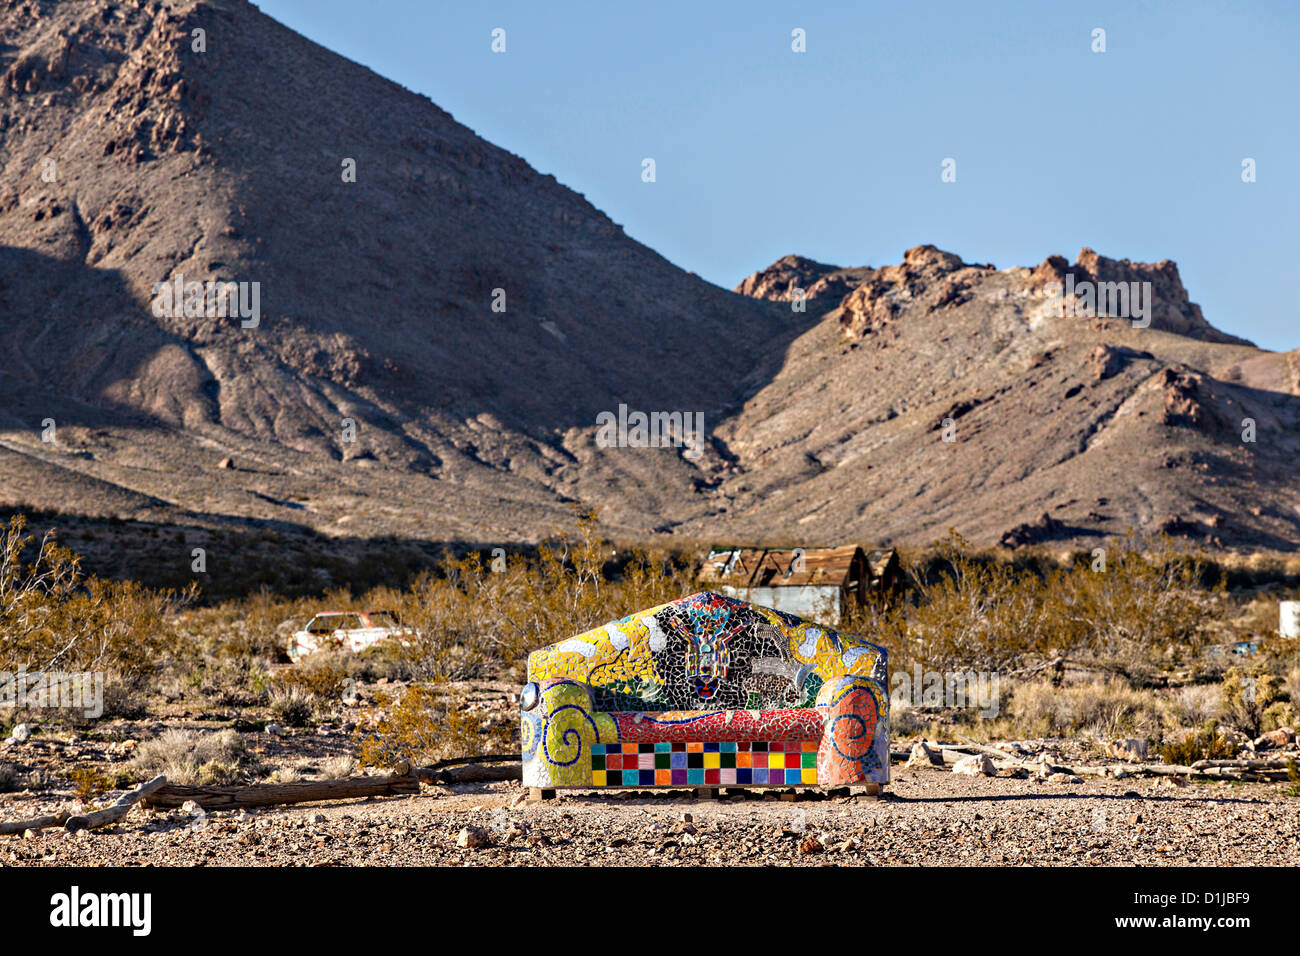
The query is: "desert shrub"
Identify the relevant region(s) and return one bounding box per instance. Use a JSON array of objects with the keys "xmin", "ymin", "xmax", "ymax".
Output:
[
  {"xmin": 1160, "ymin": 720, "xmax": 1238, "ymax": 765},
  {"xmin": 0, "ymin": 515, "xmax": 192, "ymax": 682},
  {"xmin": 1262, "ymin": 701, "xmax": 1297, "ymax": 732},
  {"xmin": 1286, "ymin": 667, "xmax": 1300, "ymax": 706},
  {"xmin": 130, "ymin": 728, "xmax": 249, "ymax": 785},
  {"xmin": 1039, "ymin": 535, "xmax": 1221, "ymax": 683},
  {"xmin": 1220, "ymin": 666, "xmax": 1286, "ymax": 736},
  {"xmin": 849, "ymin": 532, "xmax": 1216, "ymax": 685},
  {"xmin": 1007, "ymin": 679, "xmax": 1162, "ymax": 738},
  {"xmin": 868, "ymin": 534, "xmax": 1043, "ymax": 675},
  {"xmin": 268, "ymin": 684, "xmax": 314, "ymax": 727},
  {"xmin": 320, "ymin": 755, "xmax": 357, "ymax": 778},
  {"xmin": 68, "ymin": 766, "xmax": 112, "ymax": 802},
  {"xmin": 1163, "ymin": 684, "xmax": 1223, "ymax": 729},
  {"xmin": 356, "ymin": 683, "xmax": 516, "ymax": 768}
]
